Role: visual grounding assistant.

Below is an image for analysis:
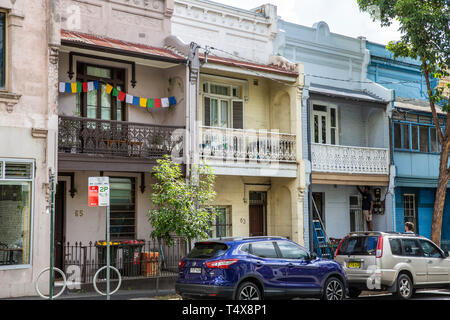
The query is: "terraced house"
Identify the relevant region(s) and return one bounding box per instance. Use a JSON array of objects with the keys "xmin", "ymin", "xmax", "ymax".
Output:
[
  {"xmin": 171, "ymin": 0, "xmax": 306, "ymax": 244},
  {"xmin": 367, "ymin": 42, "xmax": 450, "ymax": 250},
  {"xmin": 0, "ymin": 0, "xmax": 58, "ymax": 297},
  {"xmin": 275, "ymin": 20, "xmax": 394, "ymax": 254}
]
